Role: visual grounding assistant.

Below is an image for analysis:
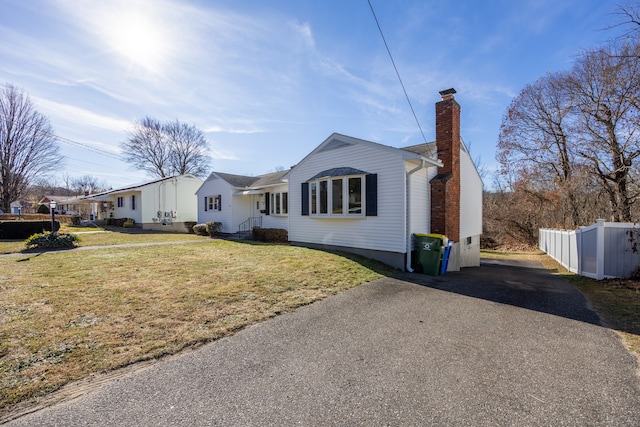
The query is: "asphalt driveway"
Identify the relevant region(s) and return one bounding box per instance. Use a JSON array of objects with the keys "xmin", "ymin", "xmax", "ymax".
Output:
[{"xmin": 6, "ymin": 257, "xmax": 640, "ymax": 426}]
